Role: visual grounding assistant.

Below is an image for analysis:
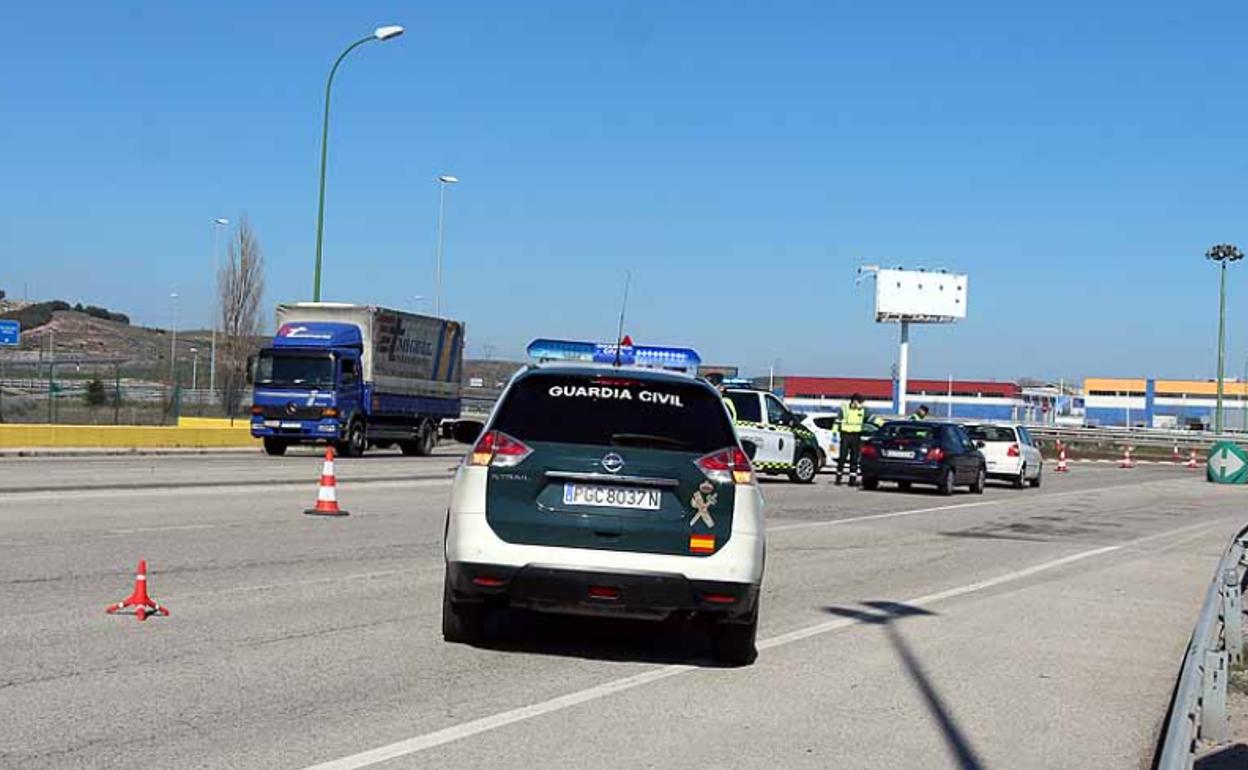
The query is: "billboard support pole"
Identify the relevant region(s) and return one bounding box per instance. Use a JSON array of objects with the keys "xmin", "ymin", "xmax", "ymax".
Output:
[{"xmin": 897, "ymin": 320, "xmax": 910, "ymax": 417}]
